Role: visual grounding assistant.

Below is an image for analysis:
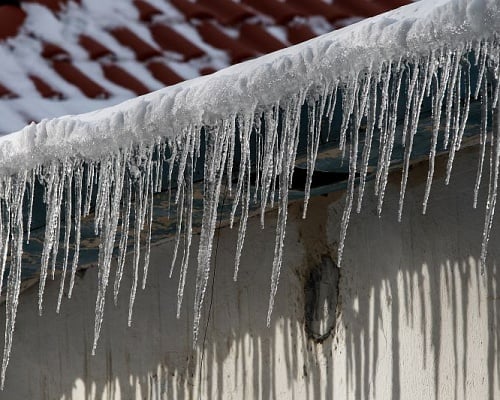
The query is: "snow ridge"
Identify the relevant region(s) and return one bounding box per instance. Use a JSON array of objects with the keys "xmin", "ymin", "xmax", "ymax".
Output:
[{"xmin": 0, "ymin": 0, "xmax": 499, "ymax": 388}]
